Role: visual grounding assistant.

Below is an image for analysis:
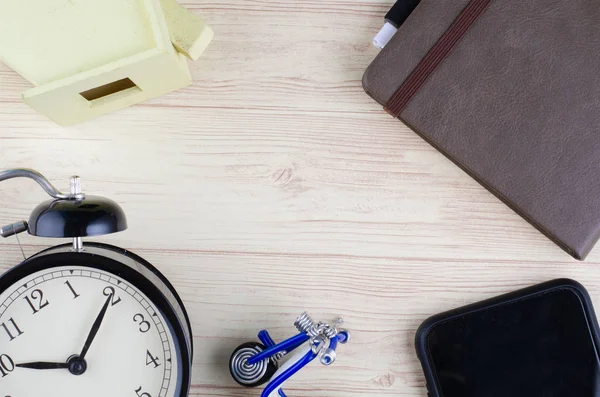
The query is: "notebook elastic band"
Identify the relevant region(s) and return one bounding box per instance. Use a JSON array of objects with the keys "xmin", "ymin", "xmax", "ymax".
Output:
[{"xmin": 384, "ymin": 0, "xmax": 494, "ymax": 117}]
